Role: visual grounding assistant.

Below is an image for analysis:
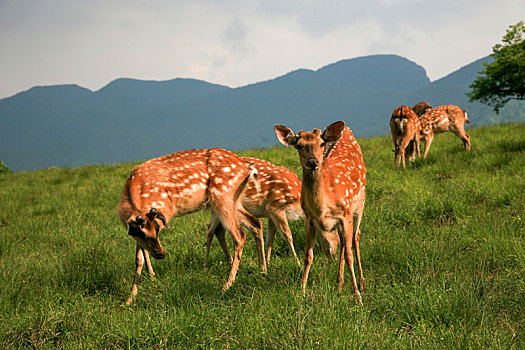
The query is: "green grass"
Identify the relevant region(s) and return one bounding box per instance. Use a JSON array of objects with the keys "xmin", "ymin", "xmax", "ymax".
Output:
[{"xmin": 1, "ymin": 123, "xmax": 524, "ymax": 348}]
